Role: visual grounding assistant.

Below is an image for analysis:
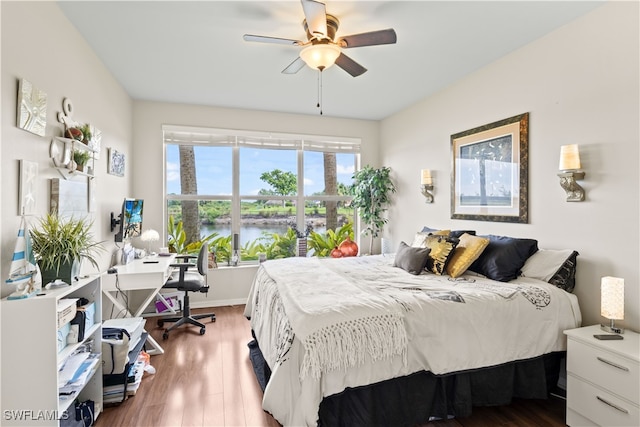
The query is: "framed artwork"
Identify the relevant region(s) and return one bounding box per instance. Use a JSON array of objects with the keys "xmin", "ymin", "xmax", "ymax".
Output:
[
  {"xmin": 108, "ymin": 148, "xmax": 125, "ymax": 177},
  {"xmin": 88, "ymin": 125, "xmax": 102, "ymax": 159},
  {"xmin": 88, "ymin": 177, "xmax": 96, "ymax": 213},
  {"xmin": 17, "ymin": 78, "xmax": 47, "ymax": 136},
  {"xmin": 50, "ymin": 178, "xmax": 88, "ymax": 218},
  {"xmin": 450, "ymin": 113, "xmax": 529, "ymax": 223},
  {"xmin": 19, "ymin": 160, "xmax": 38, "ymax": 215}
]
